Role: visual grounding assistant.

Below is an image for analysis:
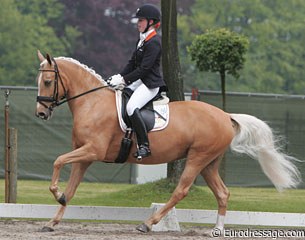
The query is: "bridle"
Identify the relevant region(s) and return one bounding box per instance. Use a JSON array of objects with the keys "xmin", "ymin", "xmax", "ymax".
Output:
[
  {"xmin": 36, "ymin": 58, "xmax": 67, "ymax": 110},
  {"xmin": 36, "ymin": 58, "xmax": 109, "ymax": 111}
]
